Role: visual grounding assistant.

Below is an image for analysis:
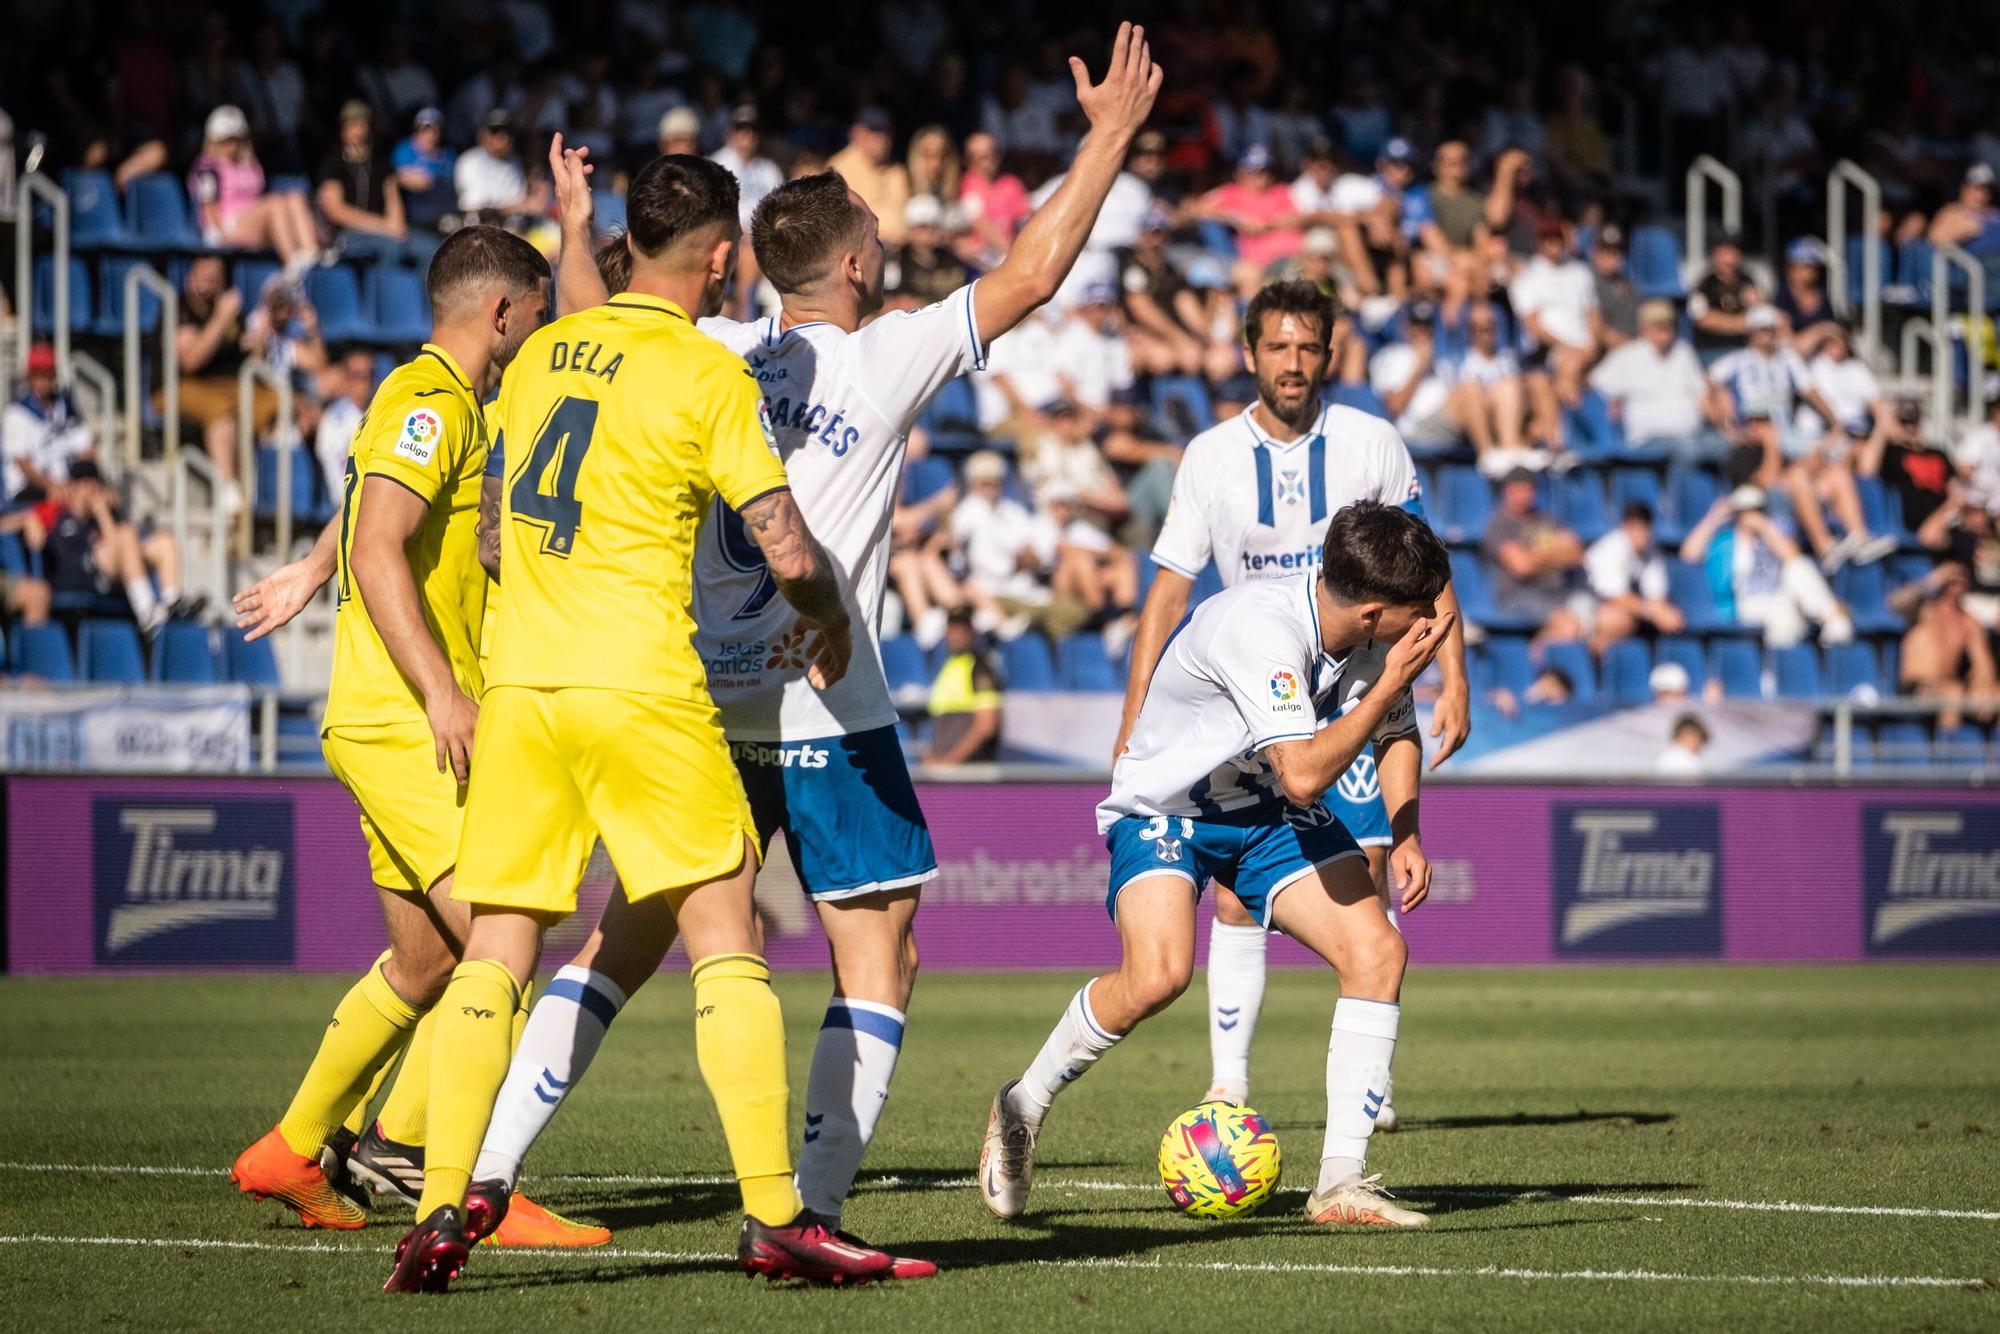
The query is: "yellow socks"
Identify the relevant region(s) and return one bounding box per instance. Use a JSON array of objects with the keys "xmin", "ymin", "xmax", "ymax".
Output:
[
  {"xmin": 339, "ymin": 1029, "xmax": 408, "ymax": 1139},
  {"xmin": 417, "ymin": 959, "xmax": 521, "ymax": 1216},
  {"xmin": 277, "ymin": 952, "xmax": 424, "ymax": 1158},
  {"xmin": 691, "ymin": 953, "xmax": 802, "ymax": 1226},
  {"xmin": 374, "ymin": 1007, "xmax": 440, "ymax": 1145}
]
